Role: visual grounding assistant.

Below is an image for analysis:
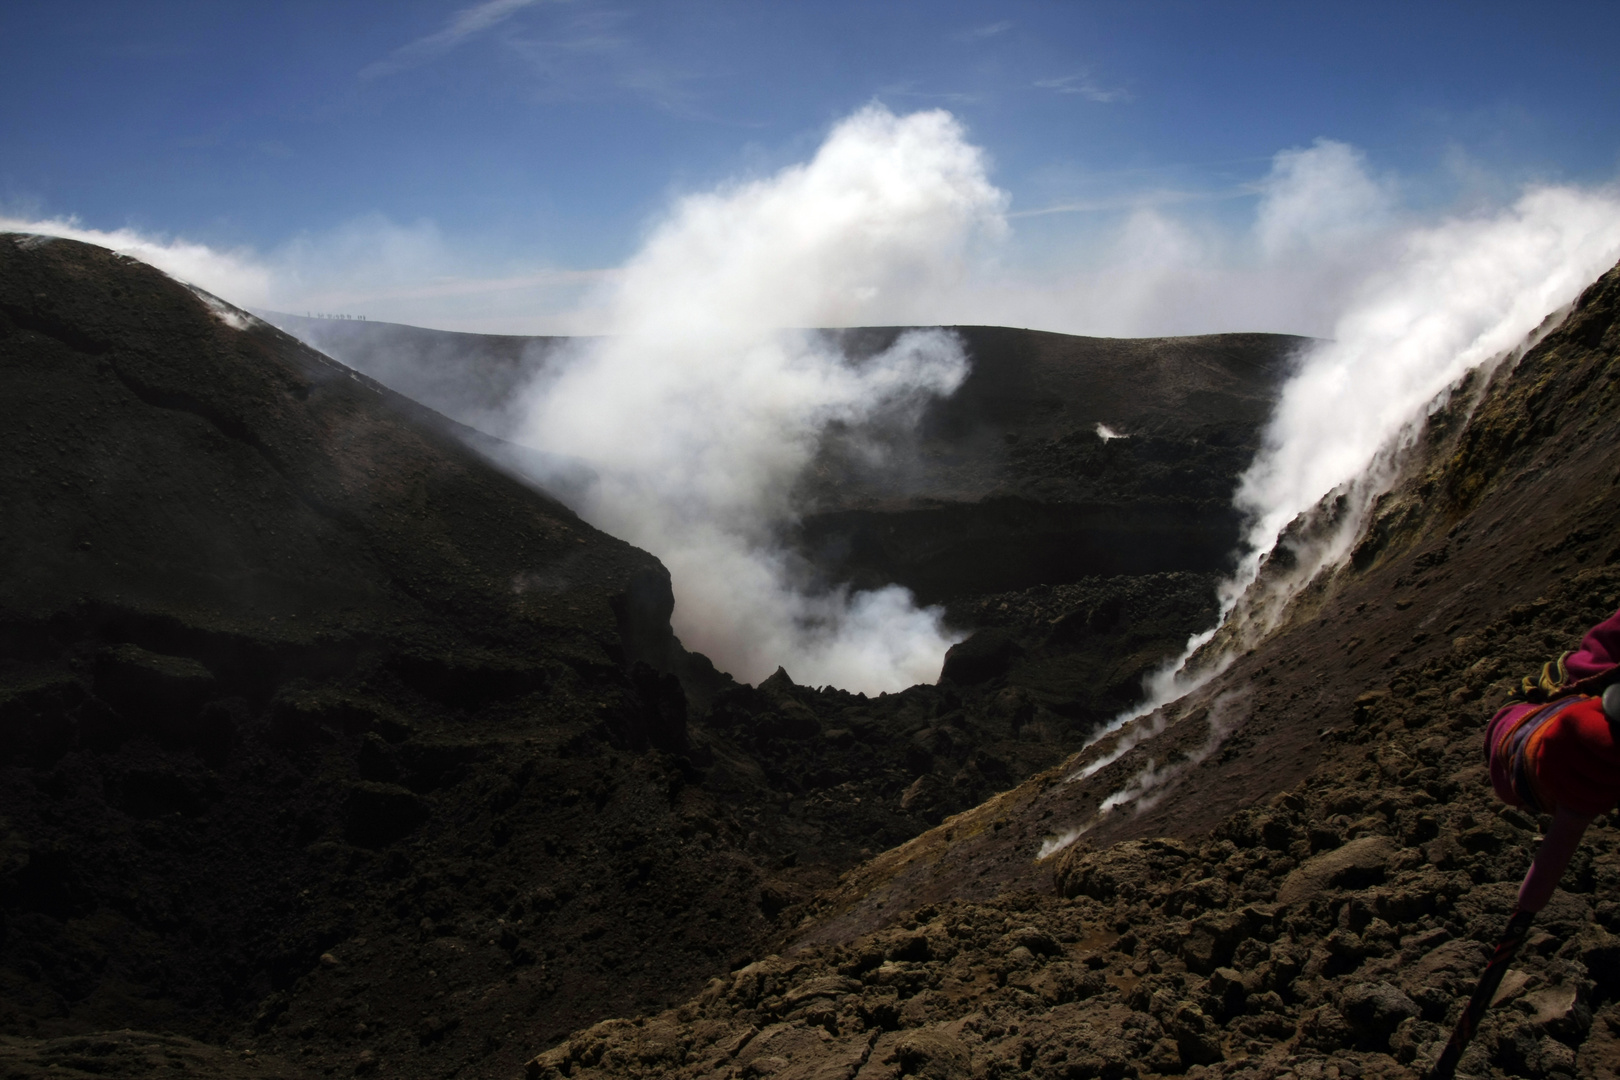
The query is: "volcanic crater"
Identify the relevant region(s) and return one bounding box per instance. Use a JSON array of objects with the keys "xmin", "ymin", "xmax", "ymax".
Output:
[{"xmin": 6, "ymin": 233, "xmax": 1620, "ymax": 1080}]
